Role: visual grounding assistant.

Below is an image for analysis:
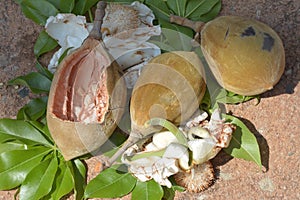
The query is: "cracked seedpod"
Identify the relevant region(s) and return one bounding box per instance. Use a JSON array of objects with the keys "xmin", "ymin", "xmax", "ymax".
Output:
[
  {"xmin": 174, "ymin": 161, "xmax": 214, "ymax": 193},
  {"xmin": 107, "ymin": 51, "xmax": 206, "ymax": 166},
  {"xmin": 47, "ymin": 2, "xmax": 126, "ymax": 161},
  {"xmin": 171, "ymin": 15, "xmax": 285, "ymax": 96}
]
